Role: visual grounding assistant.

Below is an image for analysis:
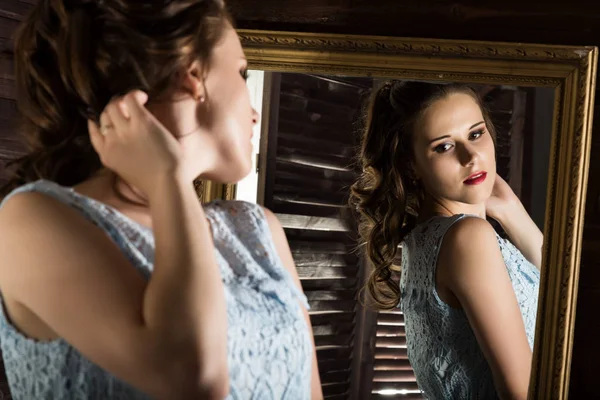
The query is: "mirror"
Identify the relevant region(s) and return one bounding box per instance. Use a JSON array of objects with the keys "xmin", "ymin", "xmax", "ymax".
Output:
[{"xmin": 225, "ymin": 30, "xmax": 597, "ymax": 399}]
